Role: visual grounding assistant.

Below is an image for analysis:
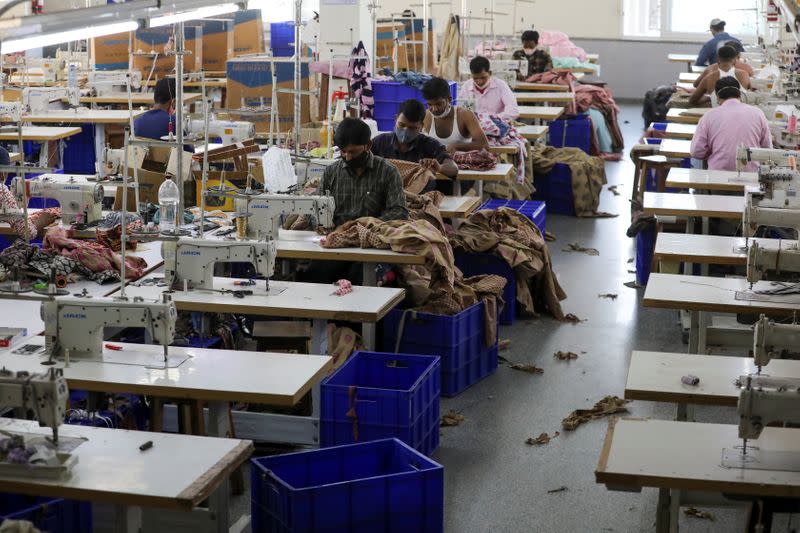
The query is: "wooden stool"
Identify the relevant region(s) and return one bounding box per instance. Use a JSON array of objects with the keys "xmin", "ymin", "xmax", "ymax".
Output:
[{"xmin": 635, "ymin": 155, "xmax": 682, "ymax": 206}]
